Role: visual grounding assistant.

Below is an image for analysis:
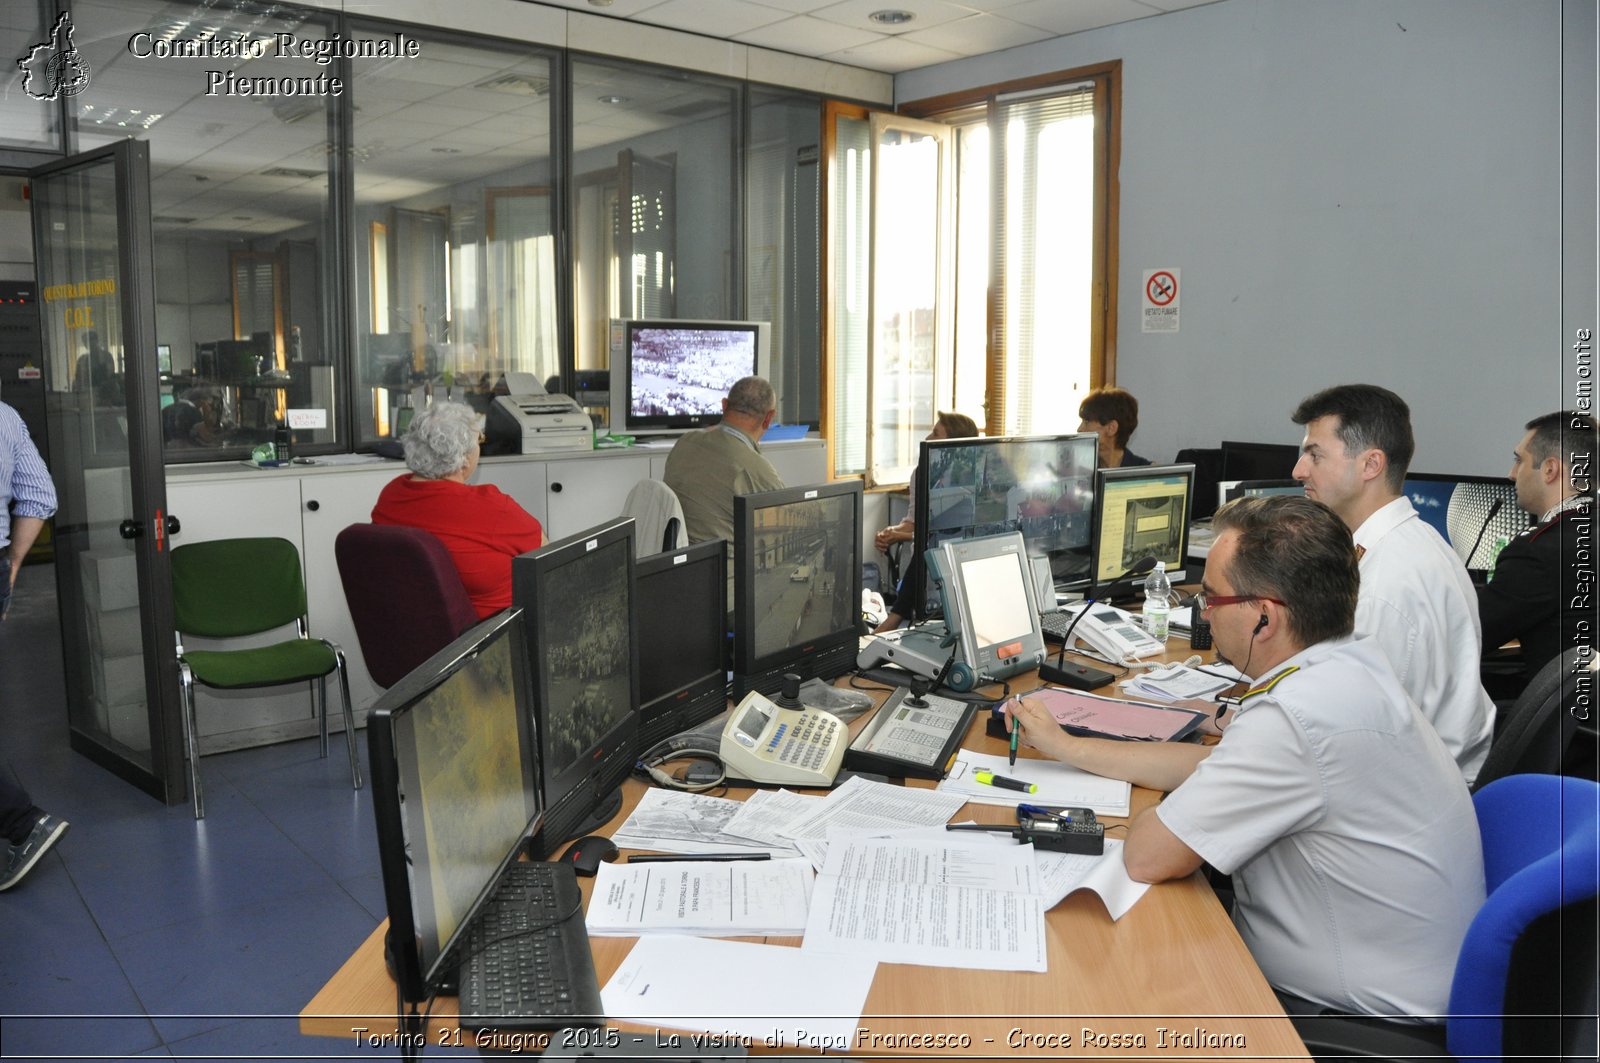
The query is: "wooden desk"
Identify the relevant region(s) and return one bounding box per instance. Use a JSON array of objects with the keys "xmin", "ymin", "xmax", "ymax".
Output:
[{"xmin": 302, "ymin": 664, "xmax": 1308, "ymax": 1059}]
